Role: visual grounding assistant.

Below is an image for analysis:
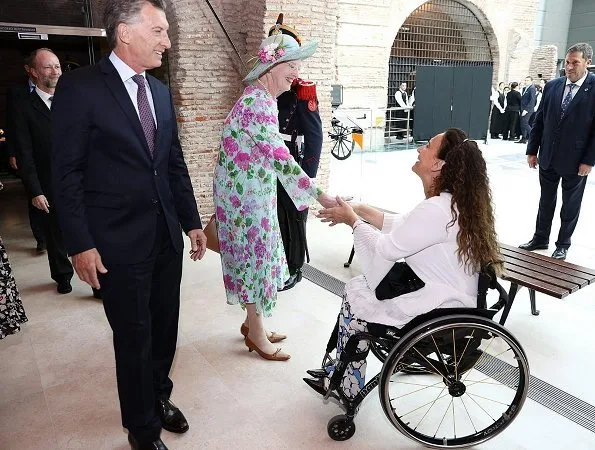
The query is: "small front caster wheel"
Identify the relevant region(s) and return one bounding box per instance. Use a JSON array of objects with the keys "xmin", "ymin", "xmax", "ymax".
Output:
[{"xmin": 327, "ymin": 414, "xmax": 356, "ymax": 441}]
